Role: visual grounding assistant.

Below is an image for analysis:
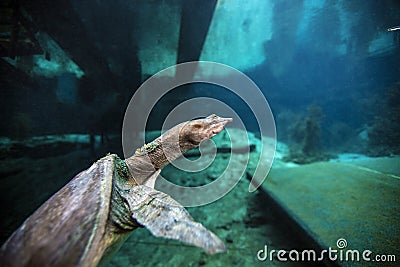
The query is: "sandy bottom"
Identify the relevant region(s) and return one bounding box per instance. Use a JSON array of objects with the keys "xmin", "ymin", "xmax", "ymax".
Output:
[{"xmin": 3, "ymin": 131, "xmax": 396, "ymax": 266}]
